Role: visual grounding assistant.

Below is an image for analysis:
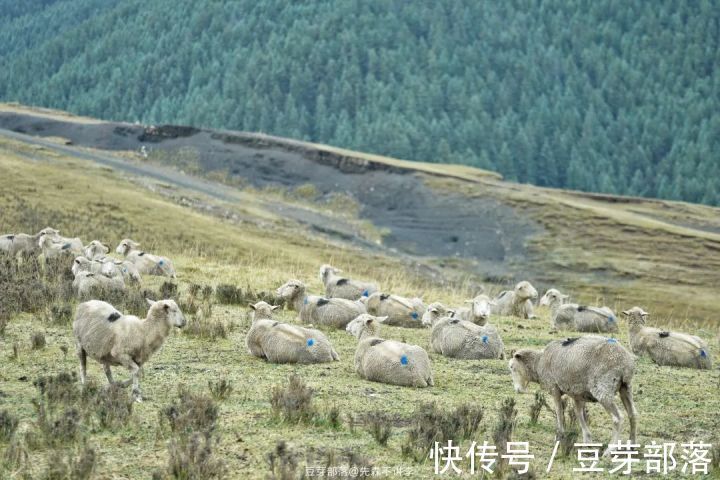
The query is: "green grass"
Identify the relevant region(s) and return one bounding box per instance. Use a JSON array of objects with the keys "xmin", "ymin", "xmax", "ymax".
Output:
[{"xmin": 1, "ymin": 133, "xmax": 719, "ymax": 478}]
